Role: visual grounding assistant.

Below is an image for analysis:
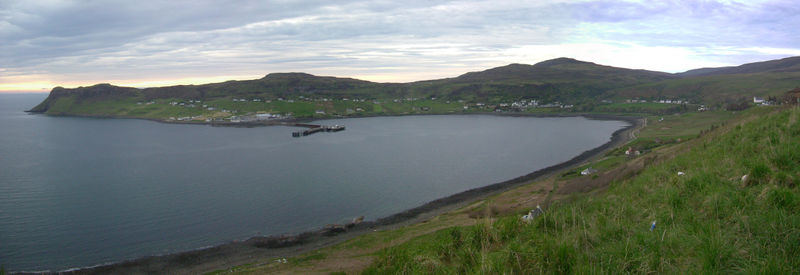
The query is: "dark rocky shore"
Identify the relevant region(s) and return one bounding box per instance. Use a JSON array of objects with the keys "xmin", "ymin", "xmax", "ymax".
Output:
[{"xmin": 15, "ymin": 114, "xmax": 643, "ymax": 275}]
